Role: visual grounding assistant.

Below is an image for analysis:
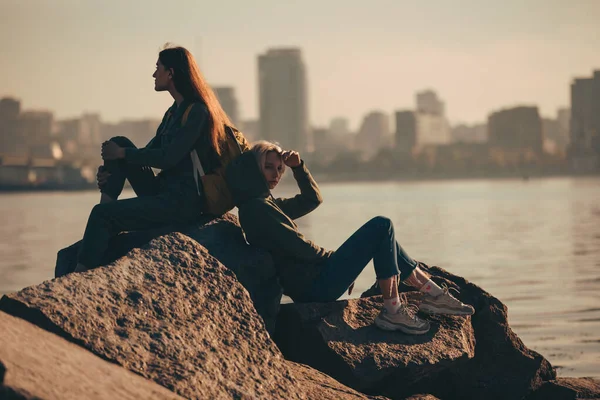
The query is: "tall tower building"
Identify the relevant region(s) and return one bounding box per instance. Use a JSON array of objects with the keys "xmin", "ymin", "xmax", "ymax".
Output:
[
  {"xmin": 258, "ymin": 48, "xmax": 309, "ymax": 152},
  {"xmin": 213, "ymin": 86, "xmax": 239, "ymax": 128},
  {"xmin": 569, "ymin": 70, "xmax": 600, "ymax": 171}
]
